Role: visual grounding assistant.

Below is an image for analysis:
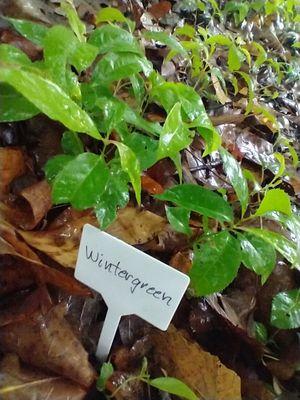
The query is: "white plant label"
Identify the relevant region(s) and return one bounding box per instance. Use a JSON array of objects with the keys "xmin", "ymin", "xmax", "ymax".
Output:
[{"xmin": 75, "ymin": 224, "xmax": 190, "ymax": 362}]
